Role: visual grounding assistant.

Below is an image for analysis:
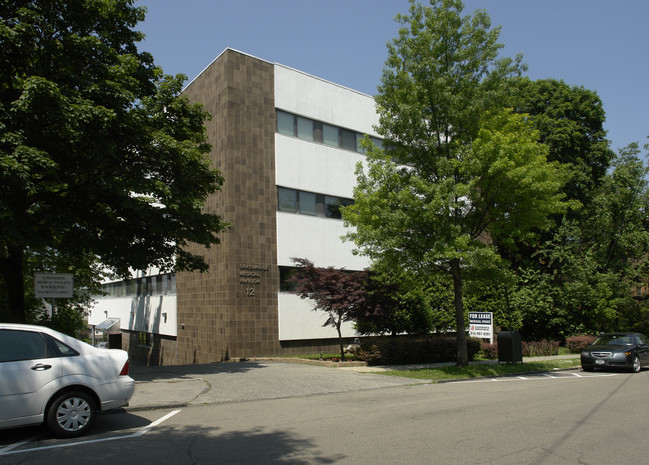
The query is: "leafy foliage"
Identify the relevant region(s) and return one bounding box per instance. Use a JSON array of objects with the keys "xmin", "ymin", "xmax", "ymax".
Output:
[
  {"xmin": 514, "ymin": 143, "xmax": 649, "ymax": 339},
  {"xmin": 354, "ymin": 266, "xmax": 434, "ymax": 336},
  {"xmin": 565, "ymin": 334, "xmax": 597, "ymax": 353},
  {"xmin": 521, "ymin": 340, "xmax": 560, "ymax": 357},
  {"xmin": 511, "ymin": 78, "xmax": 615, "ymax": 207},
  {"xmin": 0, "ymin": 1, "xmax": 227, "ymax": 321}
]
